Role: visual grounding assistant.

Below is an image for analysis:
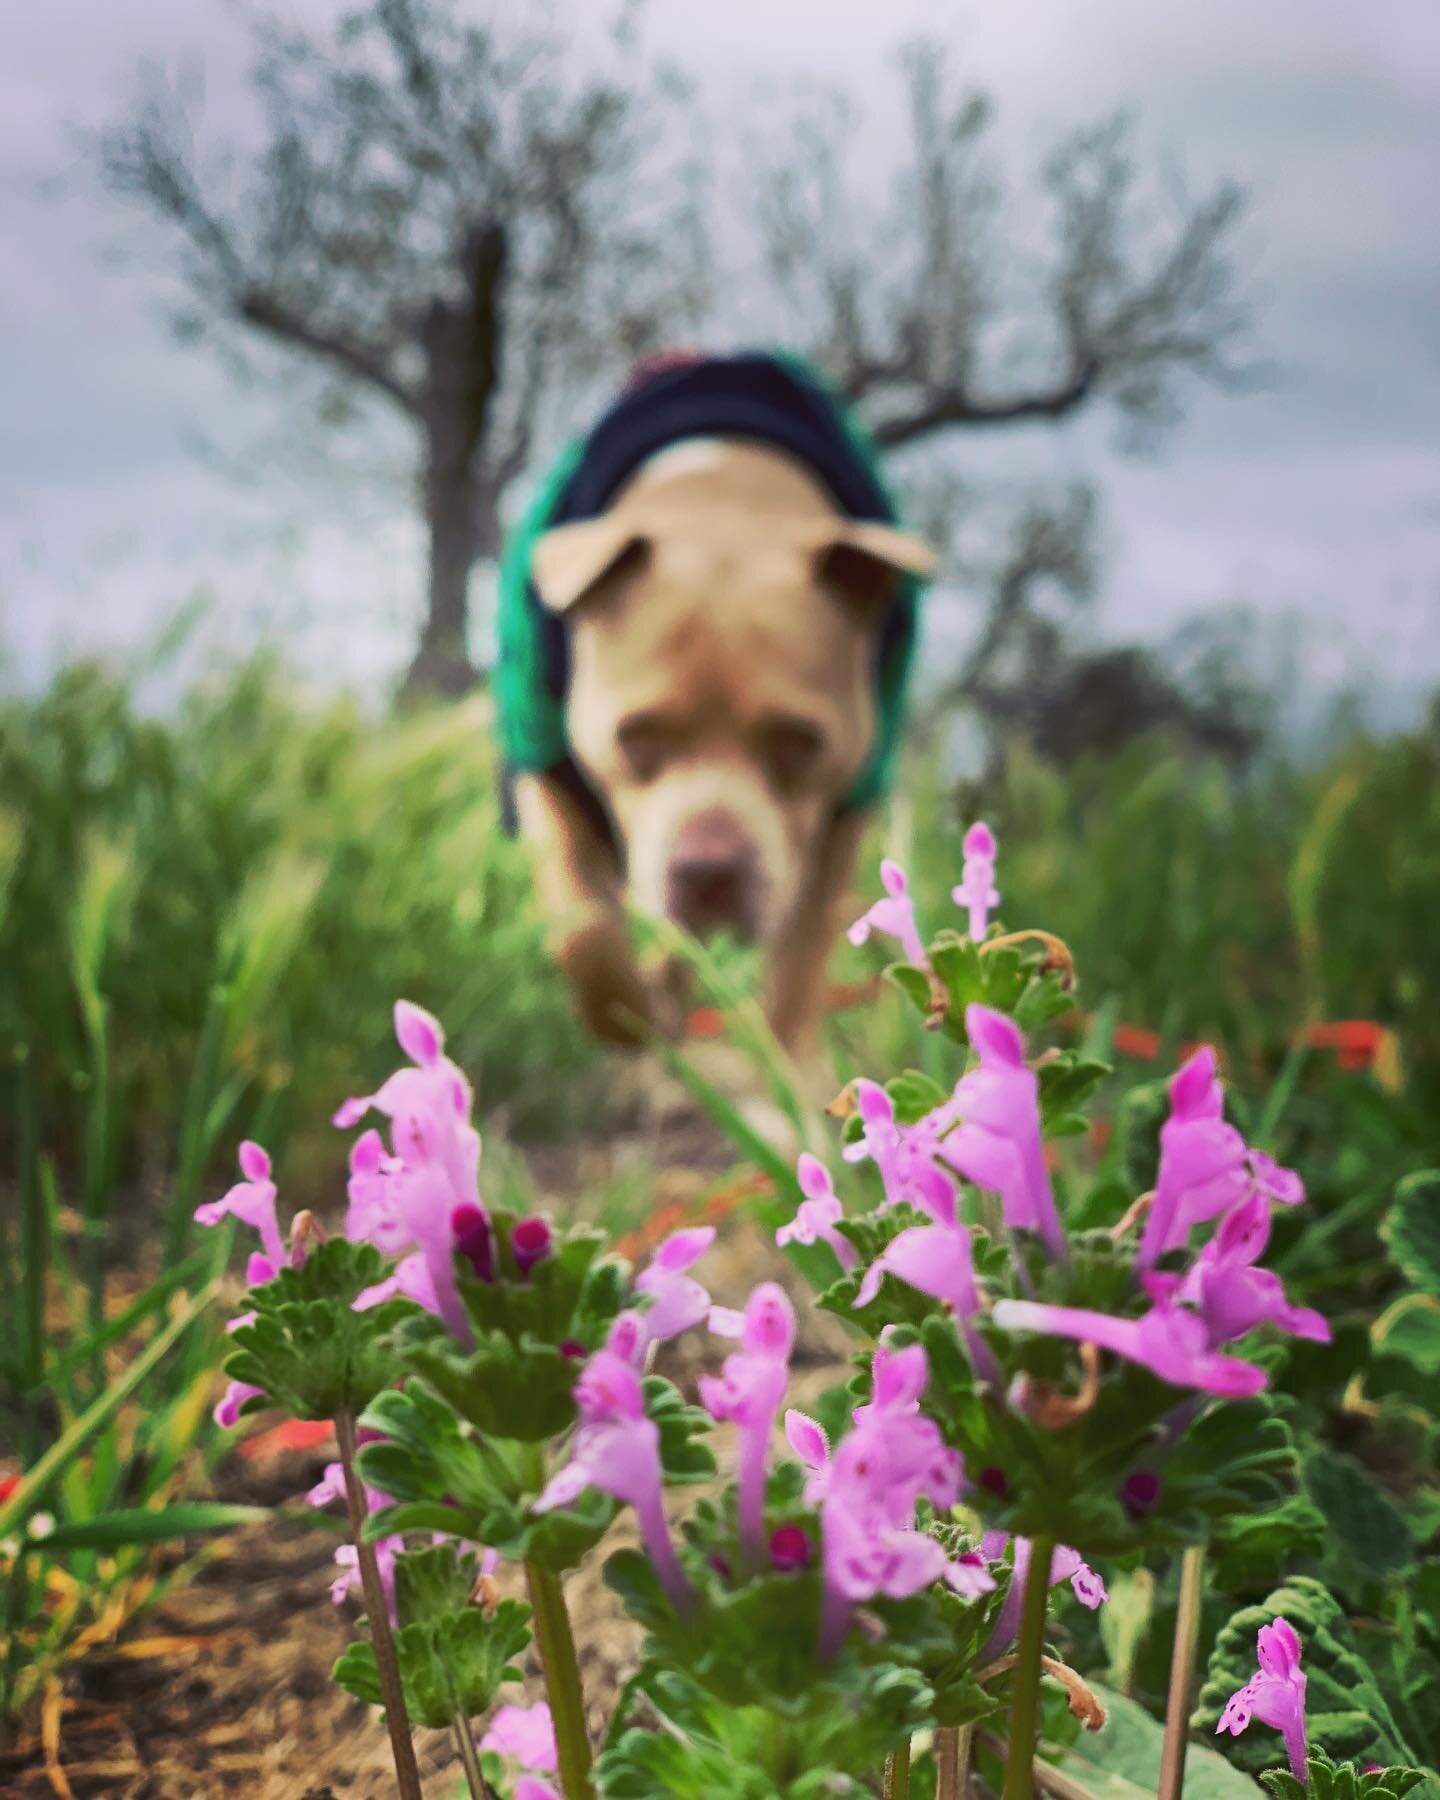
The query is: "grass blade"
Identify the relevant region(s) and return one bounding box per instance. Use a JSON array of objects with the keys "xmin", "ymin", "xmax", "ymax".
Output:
[
  {"xmin": 37, "ymin": 1502, "xmax": 269, "ymax": 1554},
  {"xmin": 0, "ymin": 1280, "xmax": 219, "ymax": 1540}
]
